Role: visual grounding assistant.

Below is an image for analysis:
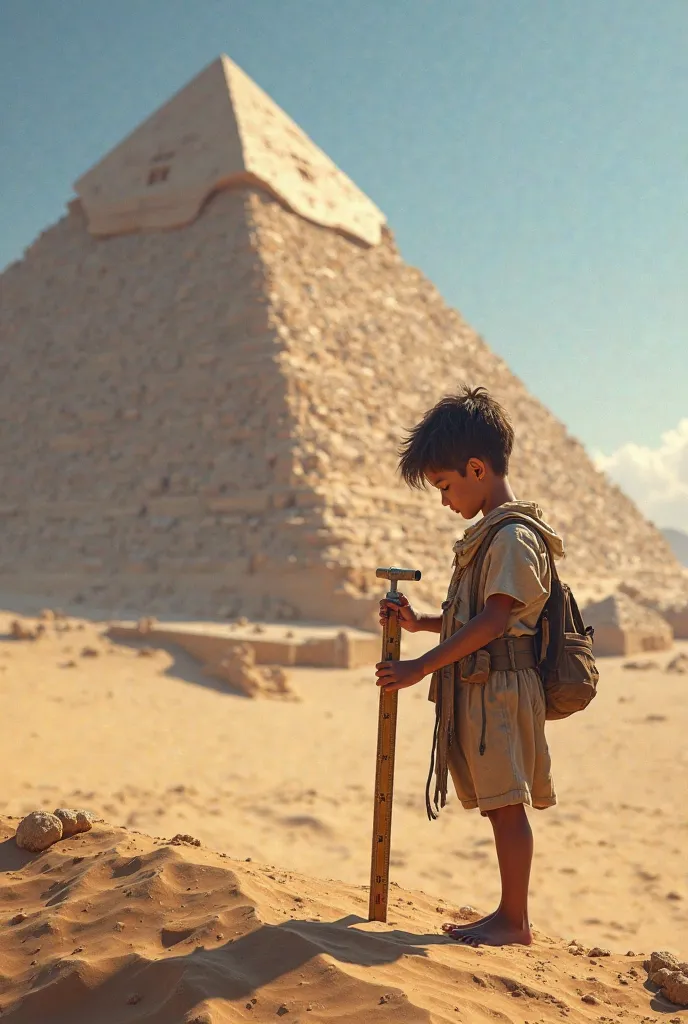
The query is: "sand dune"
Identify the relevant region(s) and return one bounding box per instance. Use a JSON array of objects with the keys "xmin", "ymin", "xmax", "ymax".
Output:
[
  {"xmin": 0, "ymin": 608, "xmax": 686, "ymax": 1021},
  {"xmin": 0, "ymin": 815, "xmax": 679, "ymax": 1023}
]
